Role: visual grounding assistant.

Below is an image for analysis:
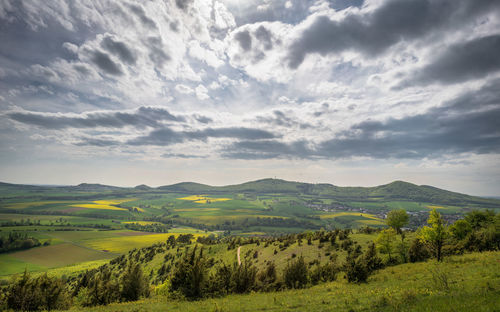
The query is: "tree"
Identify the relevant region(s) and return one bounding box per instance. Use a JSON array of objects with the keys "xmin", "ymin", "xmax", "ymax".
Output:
[
  {"xmin": 449, "ymin": 219, "xmax": 472, "ymax": 241},
  {"xmin": 283, "ymin": 256, "xmax": 308, "ymax": 289},
  {"xmin": 121, "ymin": 262, "xmax": 149, "ymax": 301},
  {"xmin": 386, "ymin": 209, "xmax": 409, "ymax": 240},
  {"xmin": 362, "ymin": 242, "xmax": 383, "ymax": 272},
  {"xmin": 169, "ymin": 246, "xmax": 208, "ymax": 299},
  {"xmin": 375, "ymin": 228, "xmax": 397, "ymax": 261},
  {"xmin": 408, "ymin": 238, "xmax": 430, "ymax": 262},
  {"xmin": 419, "ymin": 209, "xmax": 448, "ymax": 262}
]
